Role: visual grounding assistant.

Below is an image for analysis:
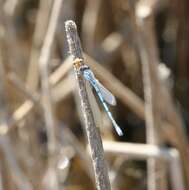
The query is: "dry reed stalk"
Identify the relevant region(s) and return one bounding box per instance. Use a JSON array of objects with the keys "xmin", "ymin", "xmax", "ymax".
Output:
[
  {"xmin": 39, "ymin": 0, "xmax": 64, "ymax": 189},
  {"xmin": 136, "ymin": 17, "xmax": 167, "ymax": 190},
  {"xmin": 65, "ymin": 20, "xmax": 111, "ymax": 190},
  {"xmin": 39, "ymin": 0, "xmax": 63, "ymax": 156}
]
